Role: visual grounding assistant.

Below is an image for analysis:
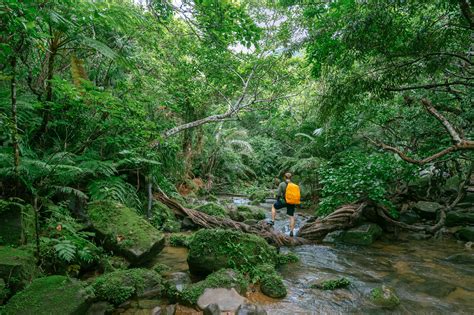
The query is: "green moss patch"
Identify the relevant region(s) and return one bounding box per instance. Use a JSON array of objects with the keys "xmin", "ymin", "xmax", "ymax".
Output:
[
  {"xmin": 187, "ymin": 229, "xmax": 278, "ymax": 276},
  {"xmin": 370, "ymin": 286, "xmax": 400, "ymax": 309},
  {"xmin": 0, "ymin": 201, "xmax": 35, "ymax": 246},
  {"xmin": 152, "ymin": 201, "xmax": 181, "ymax": 232},
  {"xmin": 0, "ymin": 246, "xmax": 39, "ymax": 292},
  {"xmin": 178, "ymin": 269, "xmax": 248, "ymax": 305},
  {"xmin": 169, "ymin": 233, "xmax": 194, "ymax": 248},
  {"xmin": 229, "ymin": 205, "xmax": 266, "ymax": 222},
  {"xmin": 311, "ymin": 278, "xmax": 351, "ymax": 290},
  {"xmin": 277, "ymin": 252, "xmax": 299, "ymax": 265},
  {"xmin": 92, "ymin": 268, "xmax": 163, "ymax": 305},
  {"xmin": 195, "ymin": 203, "xmax": 228, "ymax": 218},
  {"xmin": 87, "ymin": 201, "xmax": 165, "ymax": 265},
  {"xmin": 3, "ymin": 275, "xmax": 93, "ymax": 315},
  {"xmin": 260, "ymin": 273, "xmax": 287, "ymax": 298}
]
